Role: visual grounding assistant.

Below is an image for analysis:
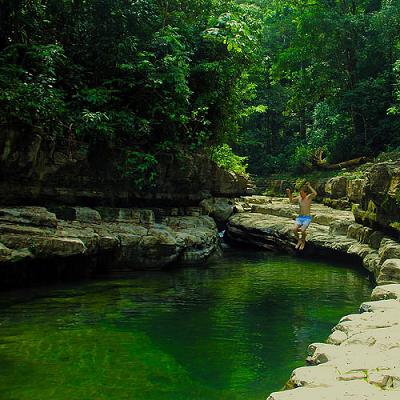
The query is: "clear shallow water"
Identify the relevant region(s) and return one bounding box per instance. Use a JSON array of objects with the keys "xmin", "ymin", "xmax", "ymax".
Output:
[{"xmin": 0, "ymin": 250, "xmax": 372, "ymax": 400}]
